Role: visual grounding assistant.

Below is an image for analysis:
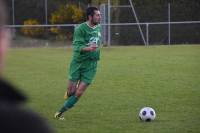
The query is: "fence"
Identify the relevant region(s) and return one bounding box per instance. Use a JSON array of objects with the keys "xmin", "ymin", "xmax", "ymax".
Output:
[
  {"xmin": 103, "ymin": 21, "xmax": 200, "ymax": 45},
  {"xmin": 6, "ymin": 20, "xmax": 200, "ymax": 47},
  {"xmin": 6, "ymin": 0, "xmax": 200, "ymax": 47}
]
